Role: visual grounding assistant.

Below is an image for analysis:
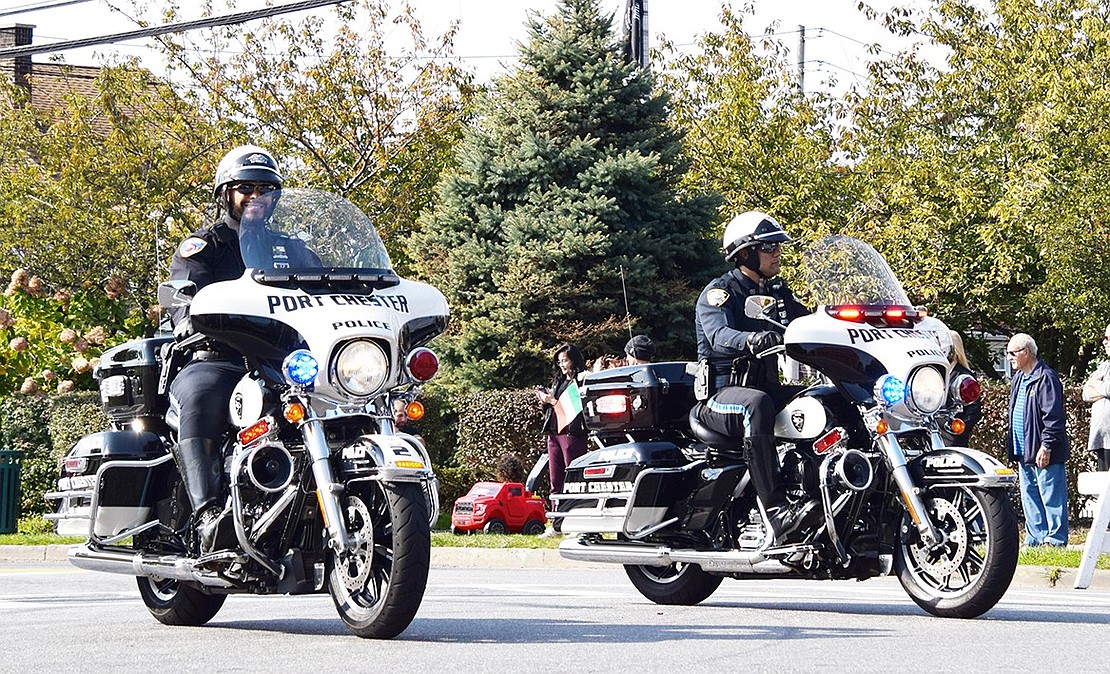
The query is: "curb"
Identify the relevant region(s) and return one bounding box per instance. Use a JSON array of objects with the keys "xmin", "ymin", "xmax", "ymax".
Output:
[{"xmin": 2, "ymin": 544, "xmax": 1107, "ymax": 590}]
